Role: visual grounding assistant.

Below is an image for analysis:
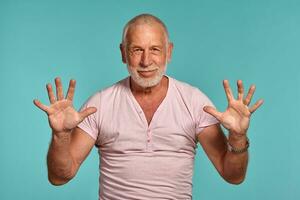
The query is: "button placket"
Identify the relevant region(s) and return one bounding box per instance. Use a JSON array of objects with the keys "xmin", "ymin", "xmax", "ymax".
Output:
[
  {"xmin": 146, "ymin": 128, "xmax": 153, "ymax": 150},
  {"xmin": 147, "ymin": 129, "xmax": 152, "ymax": 142}
]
